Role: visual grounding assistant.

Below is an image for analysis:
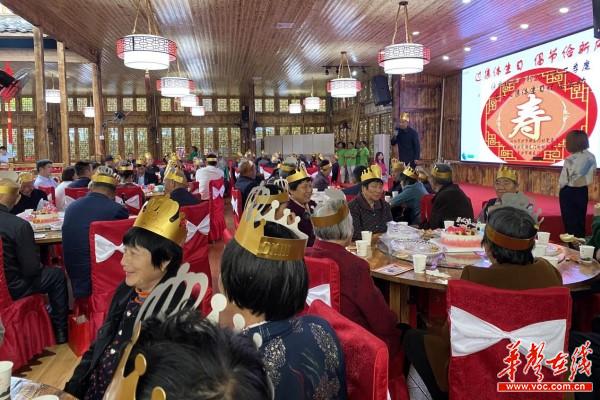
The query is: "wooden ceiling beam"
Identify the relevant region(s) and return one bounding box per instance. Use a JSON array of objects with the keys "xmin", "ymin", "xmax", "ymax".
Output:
[{"xmin": 0, "ymin": 48, "xmax": 89, "ymax": 63}]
